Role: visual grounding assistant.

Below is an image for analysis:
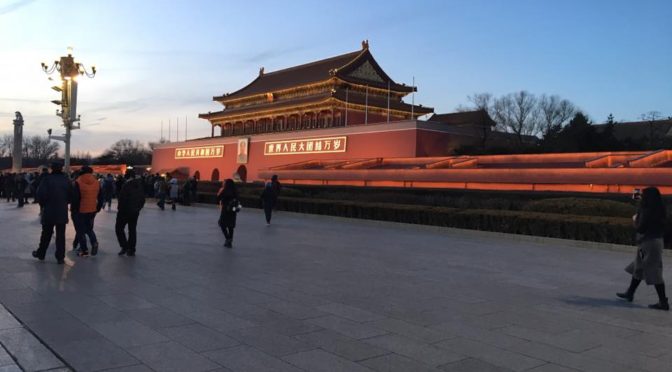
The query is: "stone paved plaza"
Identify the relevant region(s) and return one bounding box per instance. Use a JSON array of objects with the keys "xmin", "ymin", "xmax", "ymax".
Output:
[{"xmin": 0, "ymin": 200, "xmax": 670, "ymax": 372}]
